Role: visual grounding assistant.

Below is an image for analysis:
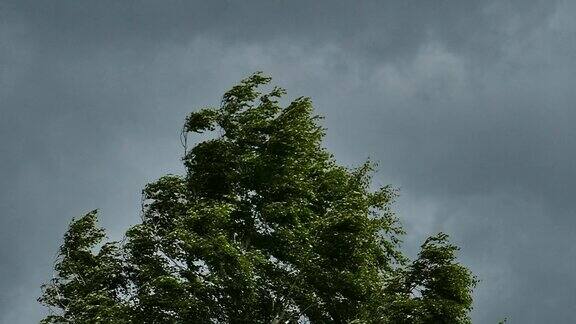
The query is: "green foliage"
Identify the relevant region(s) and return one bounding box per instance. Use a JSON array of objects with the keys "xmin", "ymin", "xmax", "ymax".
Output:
[
  {"xmin": 39, "ymin": 211, "xmax": 129, "ymax": 323},
  {"xmin": 40, "ymin": 73, "xmax": 476, "ymax": 323}
]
